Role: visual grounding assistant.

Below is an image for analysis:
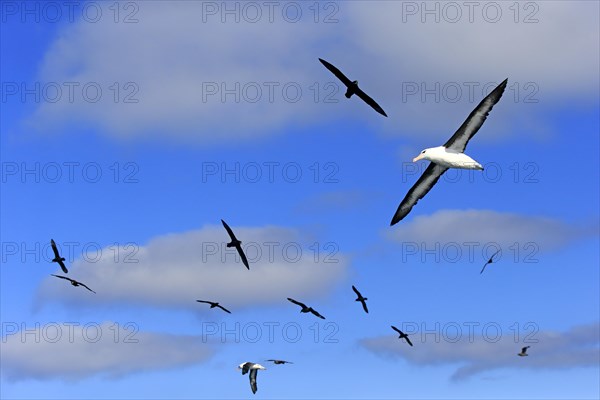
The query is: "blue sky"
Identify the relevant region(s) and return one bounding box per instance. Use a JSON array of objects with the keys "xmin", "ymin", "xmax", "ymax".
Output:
[{"xmin": 1, "ymin": 1, "xmax": 599, "ymax": 399}]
